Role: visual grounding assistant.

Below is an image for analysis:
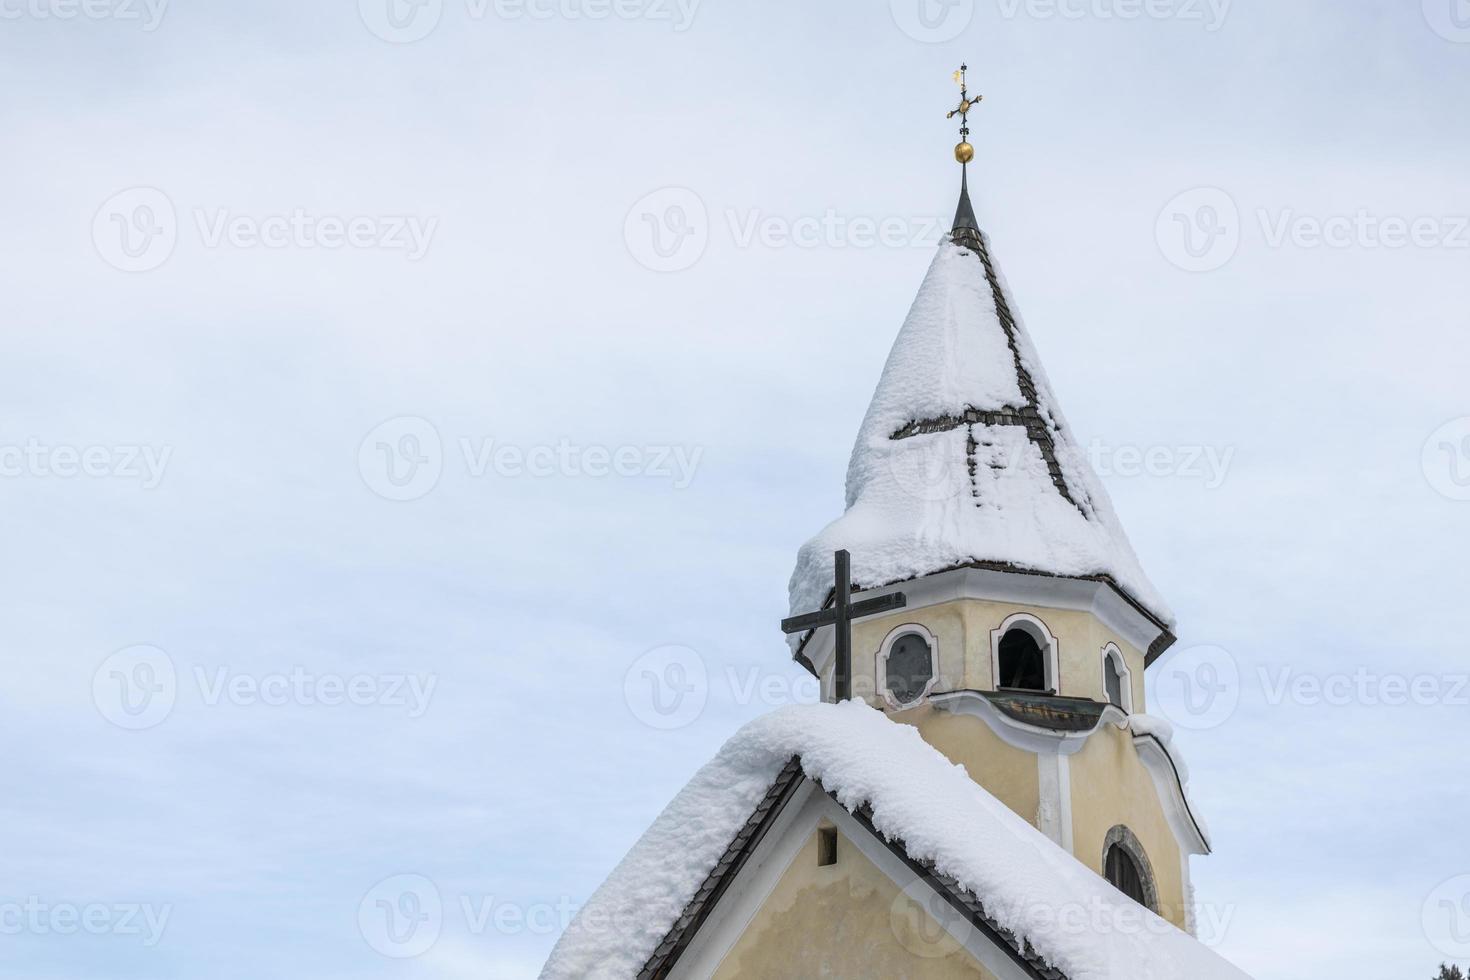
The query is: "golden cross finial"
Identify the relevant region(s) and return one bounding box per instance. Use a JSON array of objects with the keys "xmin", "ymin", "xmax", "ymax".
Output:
[{"xmin": 946, "ymin": 63, "xmax": 982, "ymax": 165}]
